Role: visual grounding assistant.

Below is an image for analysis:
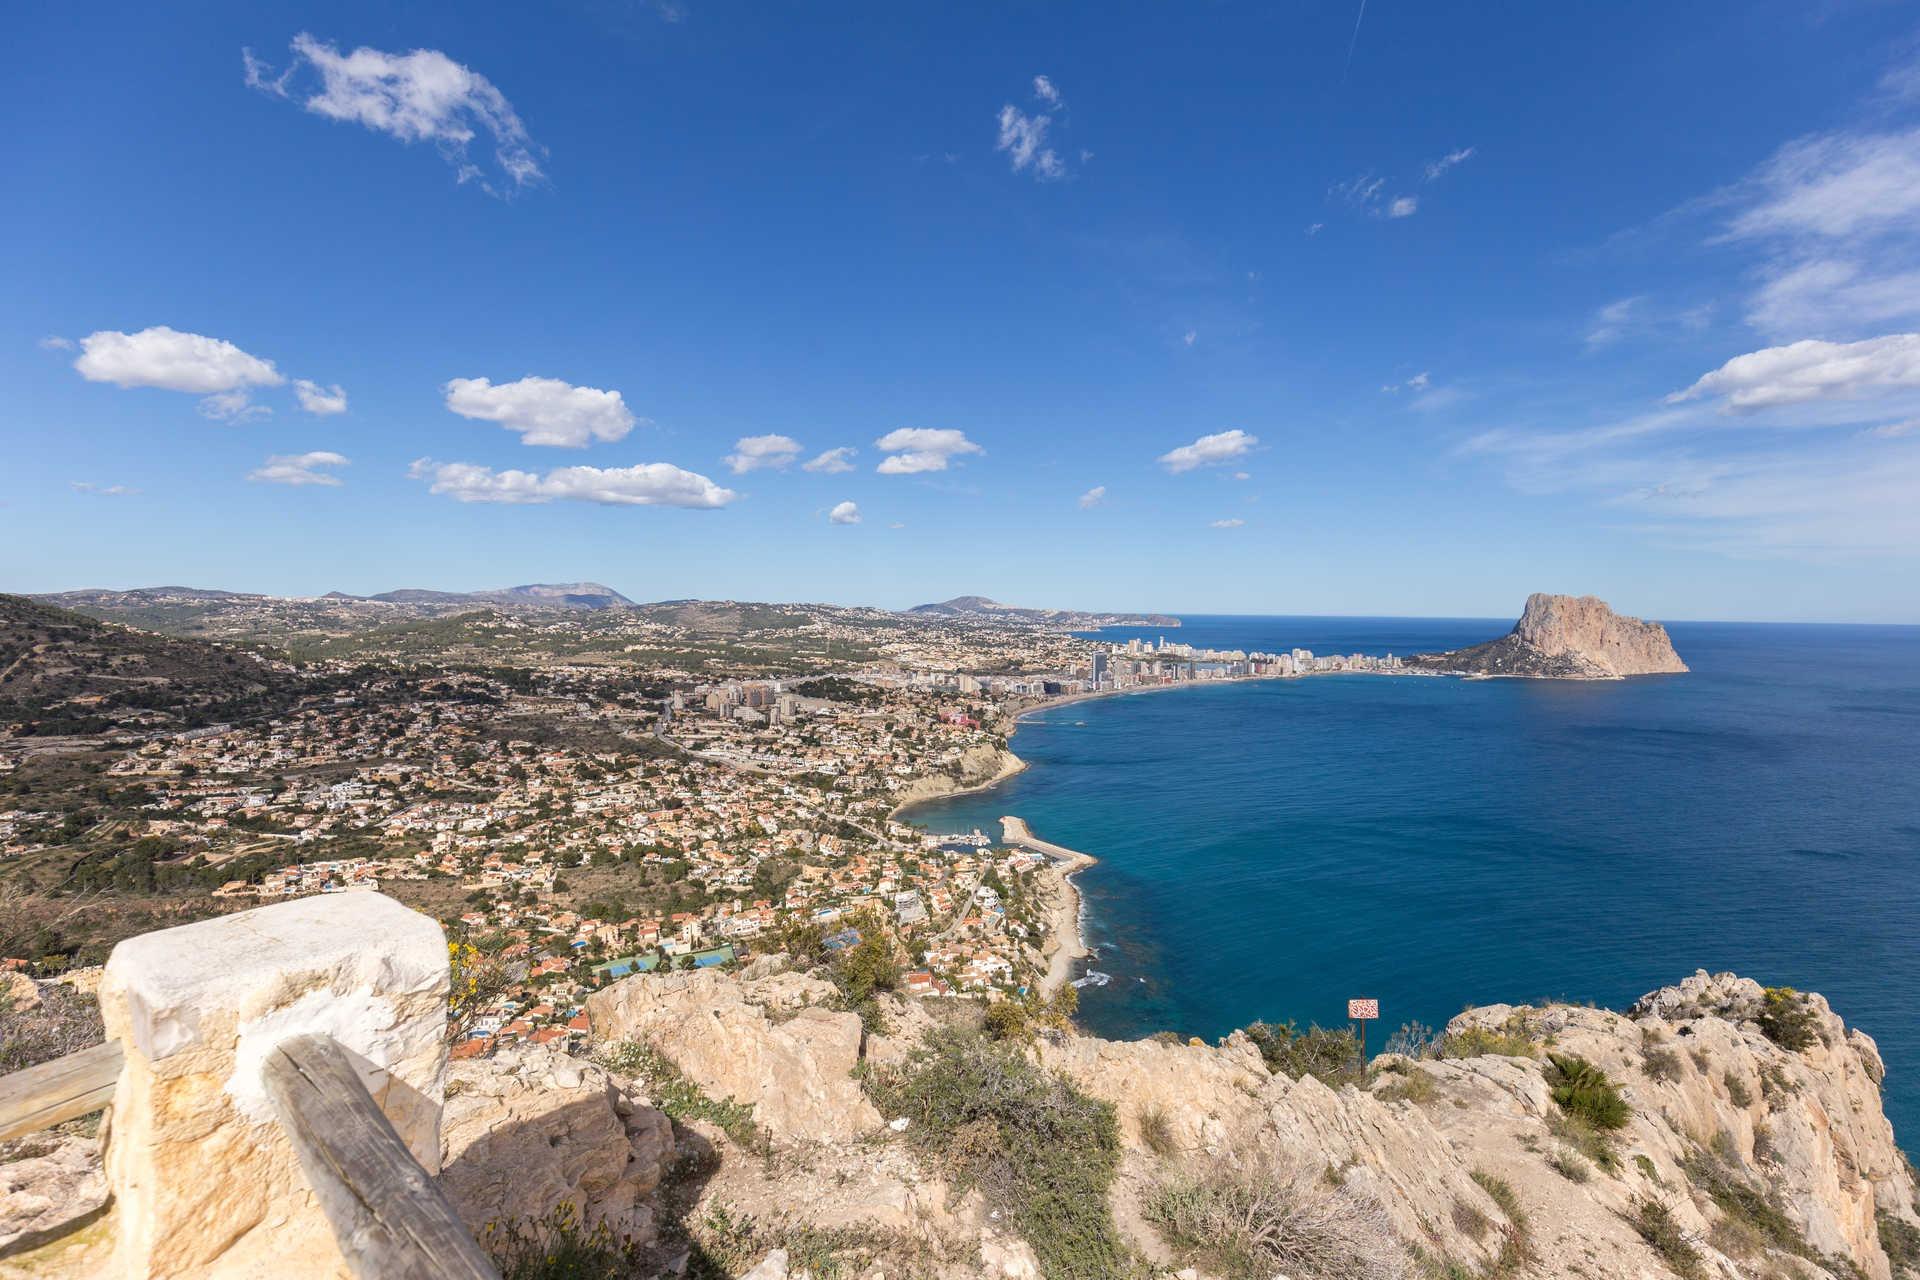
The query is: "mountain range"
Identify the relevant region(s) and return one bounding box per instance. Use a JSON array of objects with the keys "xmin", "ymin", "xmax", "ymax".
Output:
[{"xmin": 907, "ymin": 595, "xmax": 1181, "ymax": 628}]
